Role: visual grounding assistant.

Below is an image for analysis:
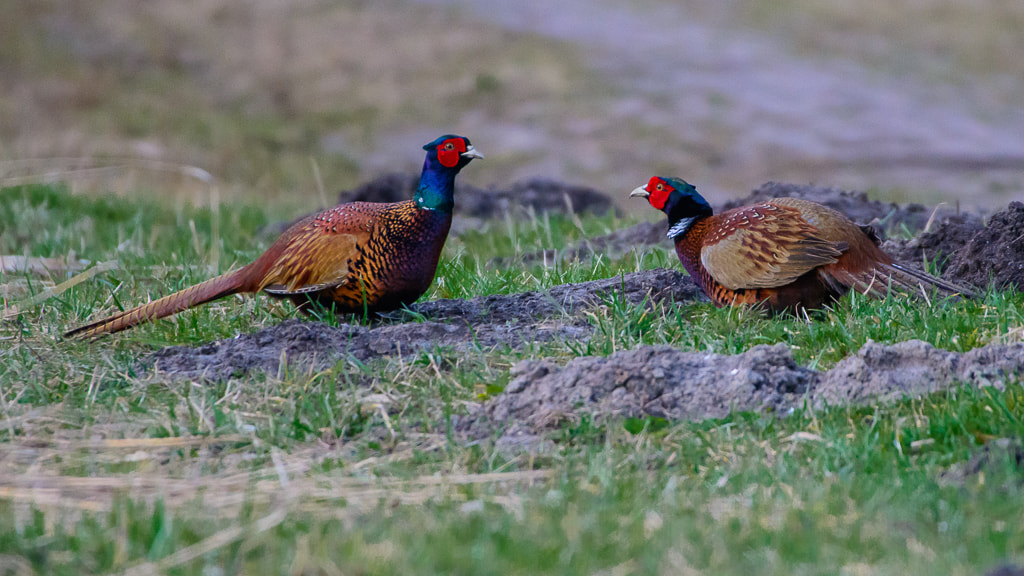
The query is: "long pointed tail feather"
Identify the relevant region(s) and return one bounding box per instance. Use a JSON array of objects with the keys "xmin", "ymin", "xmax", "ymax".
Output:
[
  {"xmin": 842, "ymin": 262, "xmax": 977, "ymax": 302},
  {"xmin": 65, "ymin": 269, "xmax": 252, "ymax": 338},
  {"xmin": 883, "ymin": 262, "xmax": 978, "ymax": 299}
]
